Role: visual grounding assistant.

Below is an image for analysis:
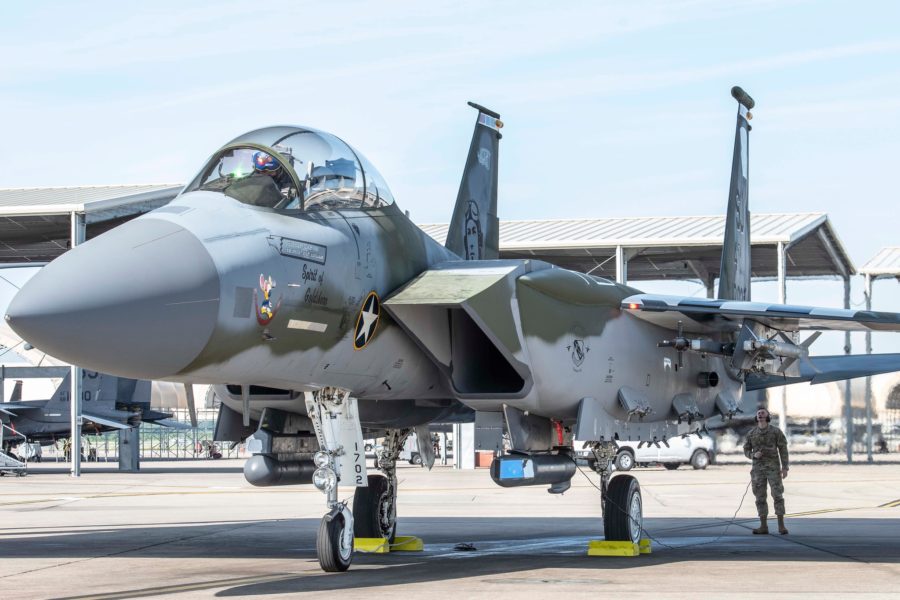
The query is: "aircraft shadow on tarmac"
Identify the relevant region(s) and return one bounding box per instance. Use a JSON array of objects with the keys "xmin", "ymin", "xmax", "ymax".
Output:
[
  {"xmin": 22, "ymin": 465, "xmax": 245, "ymax": 475},
  {"xmin": 2, "ymin": 516, "xmax": 898, "ymax": 597}
]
